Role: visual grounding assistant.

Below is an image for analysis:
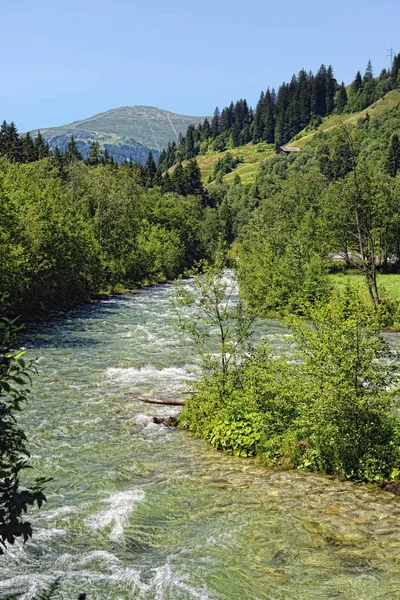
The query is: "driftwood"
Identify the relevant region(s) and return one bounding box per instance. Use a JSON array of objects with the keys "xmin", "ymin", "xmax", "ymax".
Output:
[{"xmin": 137, "ymin": 396, "xmax": 186, "ymax": 406}]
